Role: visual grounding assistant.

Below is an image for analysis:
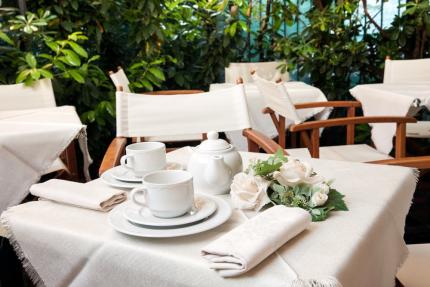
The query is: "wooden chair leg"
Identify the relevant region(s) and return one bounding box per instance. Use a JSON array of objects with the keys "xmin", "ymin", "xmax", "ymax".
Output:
[
  {"xmin": 60, "ymin": 141, "xmax": 79, "ymax": 181},
  {"xmin": 309, "ymin": 128, "xmax": 320, "ymax": 158},
  {"xmin": 395, "ymin": 122, "xmax": 406, "ymax": 158}
]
